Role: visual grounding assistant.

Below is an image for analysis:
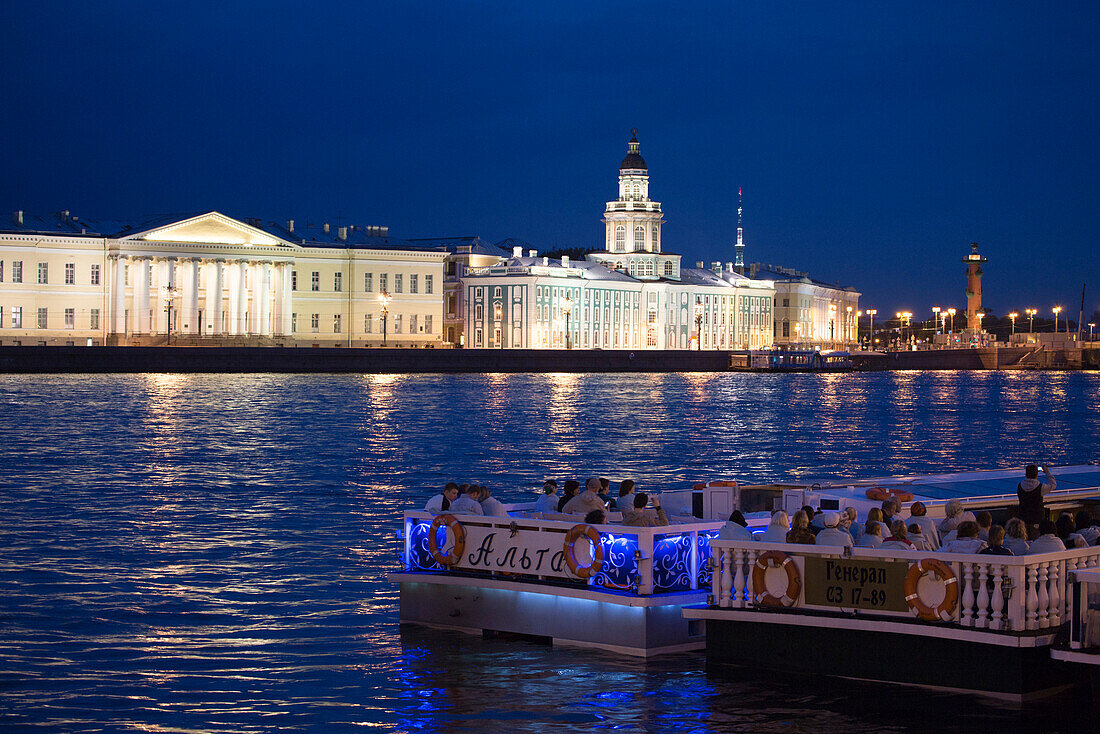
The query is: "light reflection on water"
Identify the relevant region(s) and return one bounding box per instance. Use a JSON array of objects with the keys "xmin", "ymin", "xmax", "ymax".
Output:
[{"xmin": 0, "ymin": 372, "xmax": 1098, "ymax": 732}]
